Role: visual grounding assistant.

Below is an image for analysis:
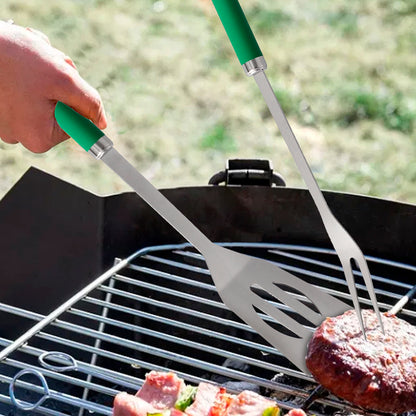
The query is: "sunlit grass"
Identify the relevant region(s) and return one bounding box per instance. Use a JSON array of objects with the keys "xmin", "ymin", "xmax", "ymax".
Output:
[
  {"xmin": 338, "ymin": 87, "xmax": 415, "ymax": 133},
  {"xmin": 200, "ymin": 123, "xmax": 237, "ymax": 152}
]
